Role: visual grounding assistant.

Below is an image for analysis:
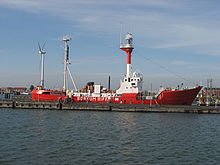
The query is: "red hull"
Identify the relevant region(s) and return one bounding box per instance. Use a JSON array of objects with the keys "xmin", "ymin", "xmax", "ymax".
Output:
[
  {"xmin": 32, "ymin": 86, "xmax": 202, "ymax": 105},
  {"xmin": 32, "ymin": 90, "xmax": 67, "ymax": 101},
  {"xmin": 156, "ymin": 86, "xmax": 202, "ymax": 105}
]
